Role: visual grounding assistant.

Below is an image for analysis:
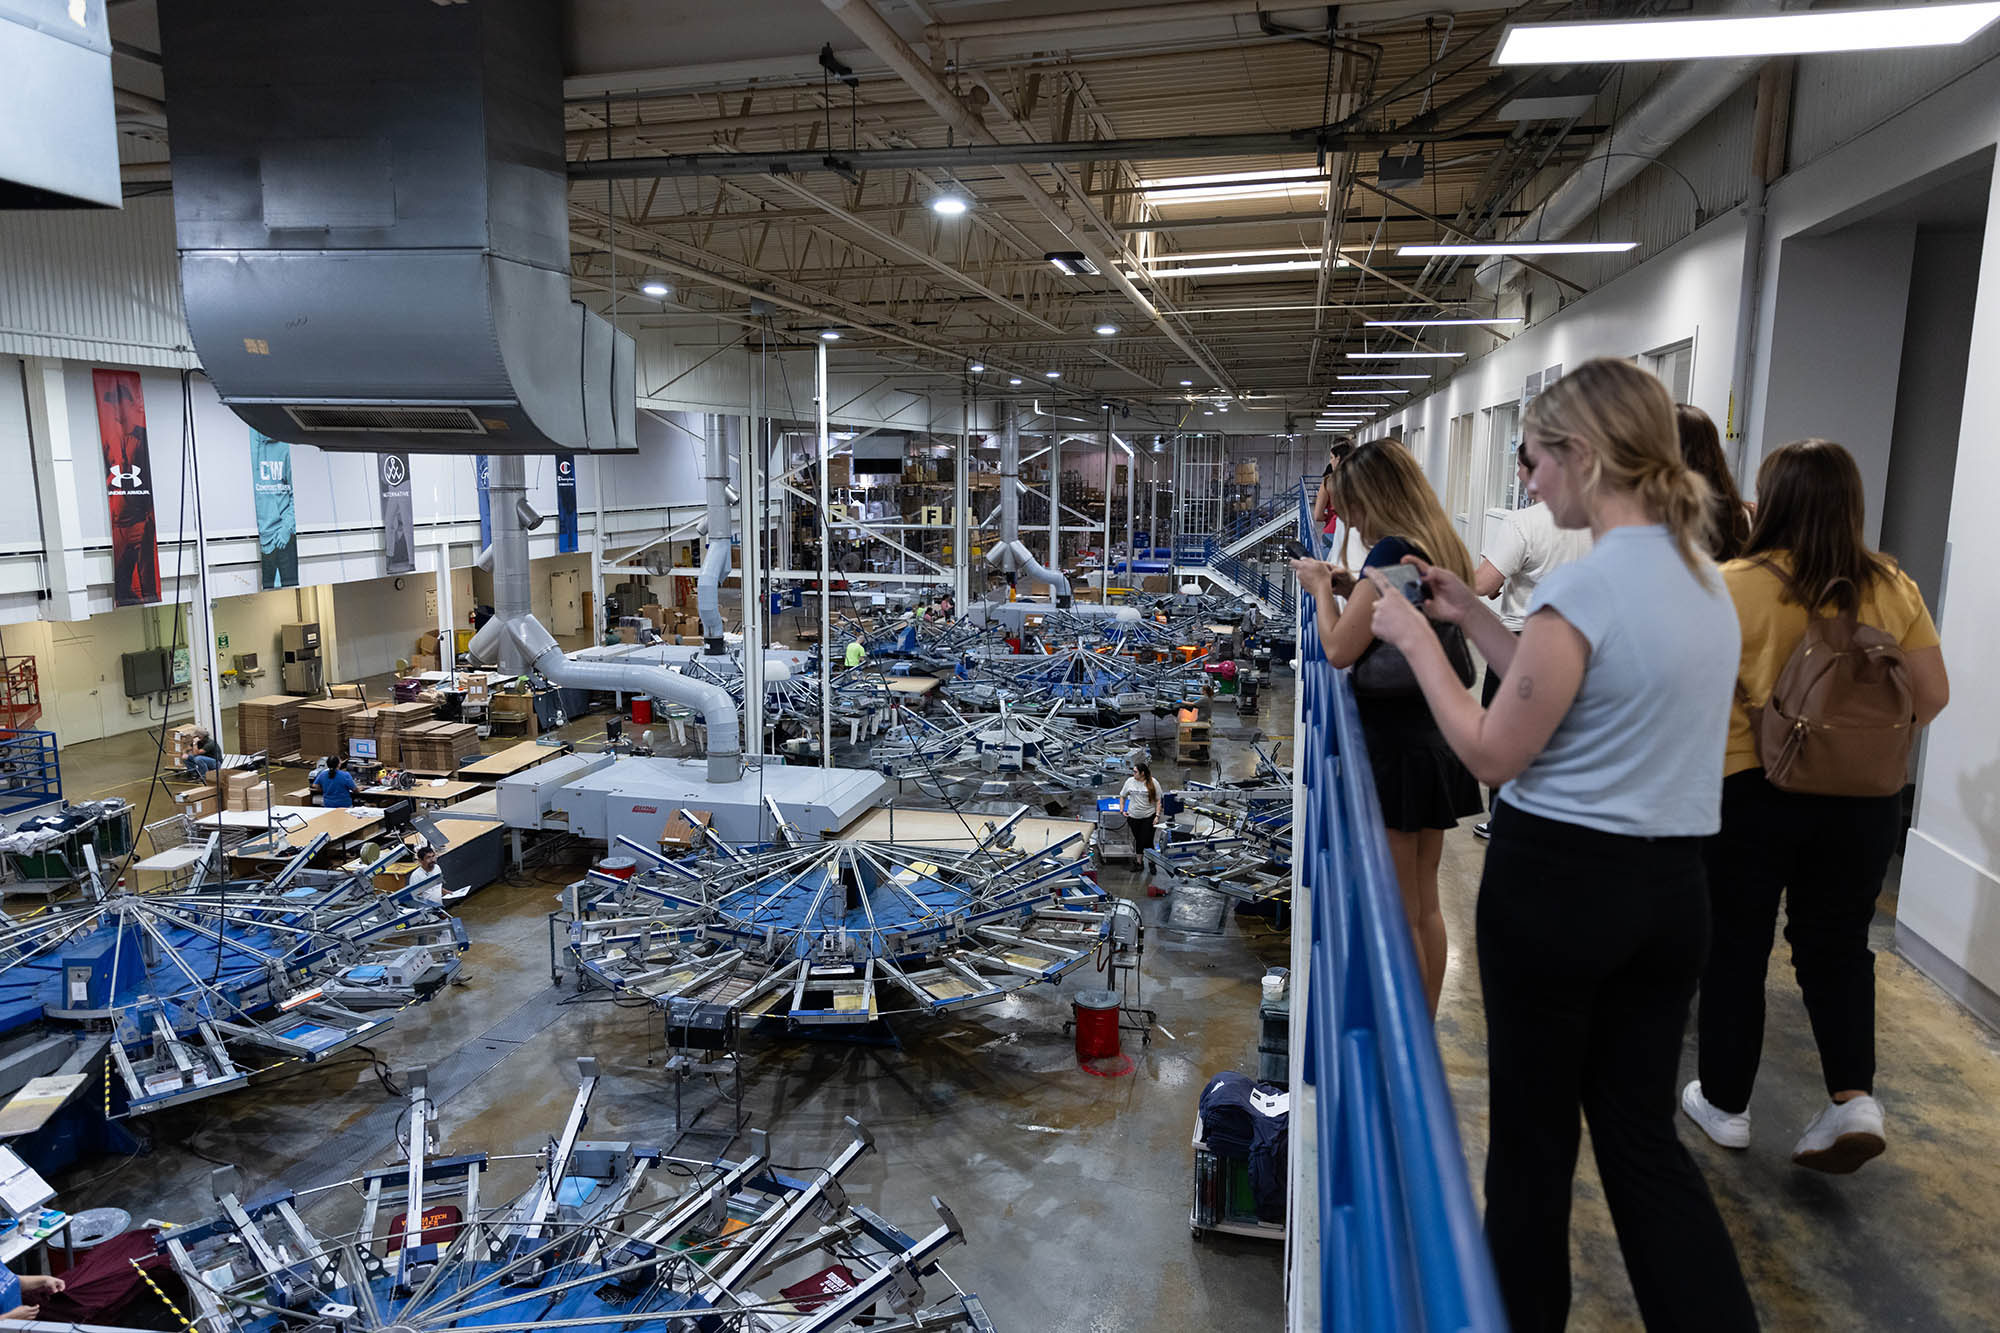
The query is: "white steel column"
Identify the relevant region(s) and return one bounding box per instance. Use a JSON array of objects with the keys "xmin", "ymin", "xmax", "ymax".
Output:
[
  {"xmin": 185, "ymin": 465, "xmax": 222, "ymax": 738},
  {"xmin": 1100, "ymin": 411, "xmax": 1114, "ymax": 590},
  {"xmin": 816, "ymin": 341, "xmax": 833, "ymax": 767},
  {"xmin": 955, "ymin": 385, "xmax": 971, "ymax": 607},
  {"xmin": 1124, "ymin": 436, "xmax": 1135, "ymax": 577},
  {"xmin": 435, "ymin": 539, "xmax": 456, "ymax": 683},
  {"xmin": 738, "ymin": 412, "xmax": 765, "ymax": 759},
  {"xmin": 590, "ymin": 456, "xmax": 607, "ymax": 642},
  {"xmin": 1046, "ymin": 430, "xmax": 1060, "ymax": 577},
  {"xmin": 20, "ymin": 357, "xmax": 91, "ymax": 621}
]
